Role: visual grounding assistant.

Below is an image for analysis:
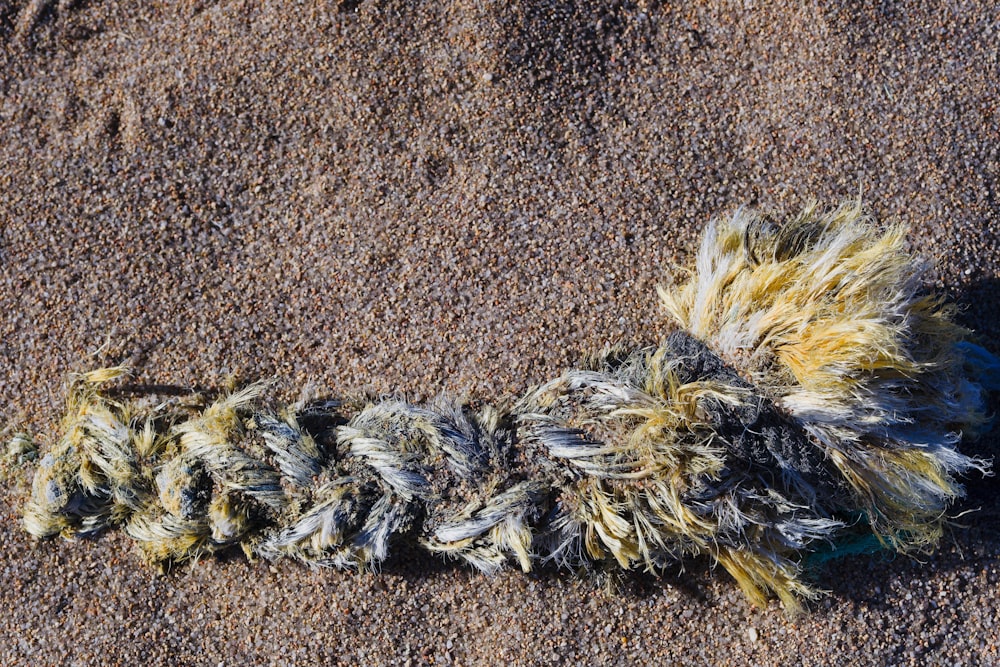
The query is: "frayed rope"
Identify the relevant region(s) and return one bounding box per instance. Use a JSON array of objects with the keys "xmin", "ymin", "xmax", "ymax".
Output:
[{"xmin": 20, "ymin": 202, "xmax": 995, "ymax": 613}]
